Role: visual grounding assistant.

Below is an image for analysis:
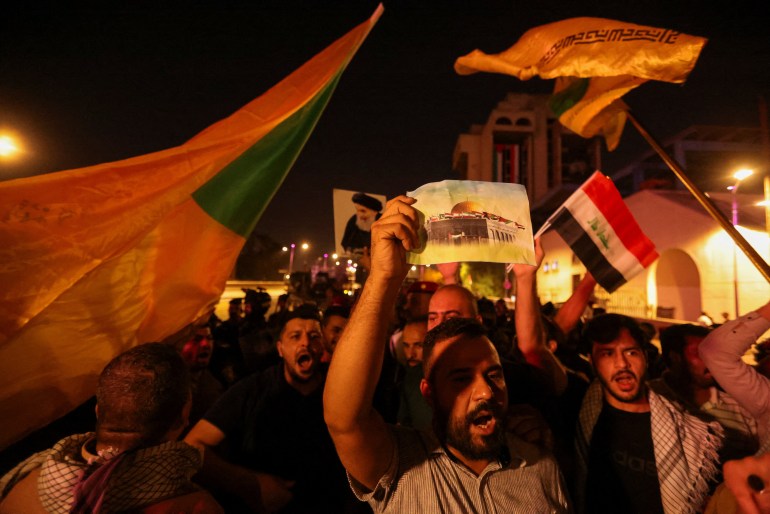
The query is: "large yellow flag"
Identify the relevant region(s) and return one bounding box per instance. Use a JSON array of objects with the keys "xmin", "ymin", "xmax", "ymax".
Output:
[
  {"xmin": 0, "ymin": 5, "xmax": 382, "ymax": 450},
  {"xmin": 455, "ymin": 17, "xmax": 707, "ymax": 150}
]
